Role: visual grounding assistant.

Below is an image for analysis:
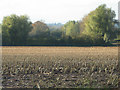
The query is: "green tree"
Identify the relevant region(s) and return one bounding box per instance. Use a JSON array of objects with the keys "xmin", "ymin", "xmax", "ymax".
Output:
[
  {"xmin": 82, "ymin": 4, "xmax": 116, "ymax": 43},
  {"xmin": 2, "ymin": 14, "xmax": 32, "ymax": 45},
  {"xmin": 50, "ymin": 29, "xmax": 62, "ymax": 39},
  {"xmin": 62, "ymin": 21, "xmax": 80, "ymax": 39}
]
